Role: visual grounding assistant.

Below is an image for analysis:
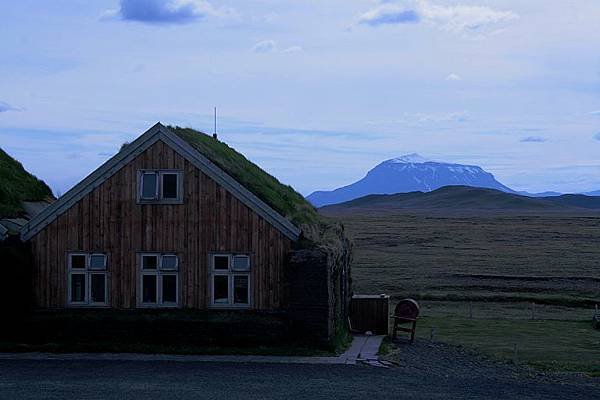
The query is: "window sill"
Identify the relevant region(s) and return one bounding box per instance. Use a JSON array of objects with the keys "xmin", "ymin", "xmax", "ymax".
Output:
[
  {"xmin": 67, "ymin": 304, "xmax": 110, "ymax": 308},
  {"xmin": 137, "ymin": 304, "xmax": 181, "ymax": 309},
  {"xmin": 209, "ymin": 304, "xmax": 252, "ymax": 310},
  {"xmin": 136, "ymin": 199, "xmax": 184, "ymax": 205}
]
